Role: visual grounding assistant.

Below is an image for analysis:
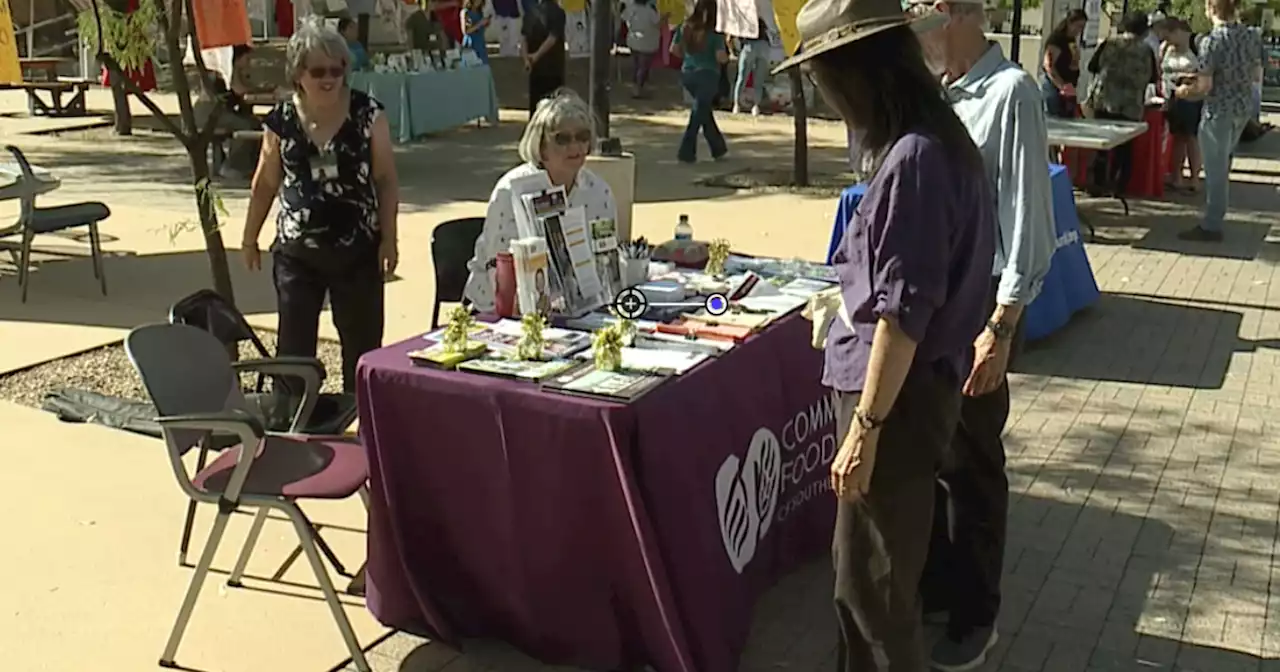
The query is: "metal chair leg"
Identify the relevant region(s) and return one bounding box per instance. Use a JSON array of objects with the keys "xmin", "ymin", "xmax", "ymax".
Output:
[
  {"xmin": 228, "ymin": 507, "xmax": 270, "ymax": 587},
  {"xmin": 308, "ymin": 517, "xmax": 350, "ymax": 576},
  {"xmin": 89, "ymin": 221, "xmax": 107, "ymax": 295},
  {"xmin": 347, "ymin": 485, "xmax": 372, "ymax": 595},
  {"xmin": 18, "ymin": 231, "xmax": 33, "ymax": 304},
  {"xmin": 159, "ymin": 505, "xmax": 234, "ymax": 669},
  {"xmin": 177, "ymin": 444, "xmax": 213, "ymax": 566},
  {"xmin": 286, "ymin": 503, "xmax": 371, "ymax": 672}
]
